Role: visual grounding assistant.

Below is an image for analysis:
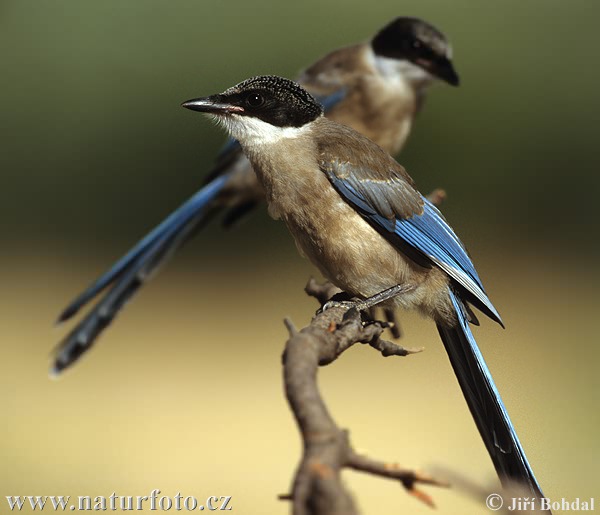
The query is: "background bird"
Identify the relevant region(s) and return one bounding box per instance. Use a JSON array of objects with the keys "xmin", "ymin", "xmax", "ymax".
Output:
[
  {"xmin": 181, "ymin": 74, "xmax": 545, "ymax": 500},
  {"xmin": 53, "ymin": 17, "xmax": 459, "ymax": 374}
]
